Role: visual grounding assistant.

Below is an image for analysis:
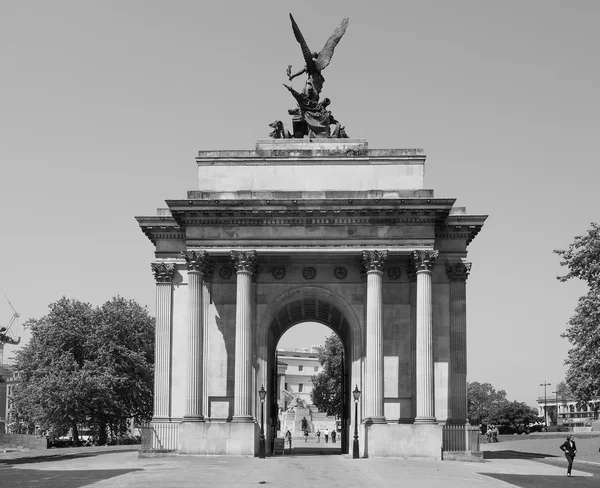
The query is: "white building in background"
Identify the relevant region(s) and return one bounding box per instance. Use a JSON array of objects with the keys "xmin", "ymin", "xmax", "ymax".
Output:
[
  {"xmin": 537, "ymin": 396, "xmax": 600, "ymax": 428},
  {"xmin": 276, "ymin": 347, "xmax": 322, "ymax": 409}
]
